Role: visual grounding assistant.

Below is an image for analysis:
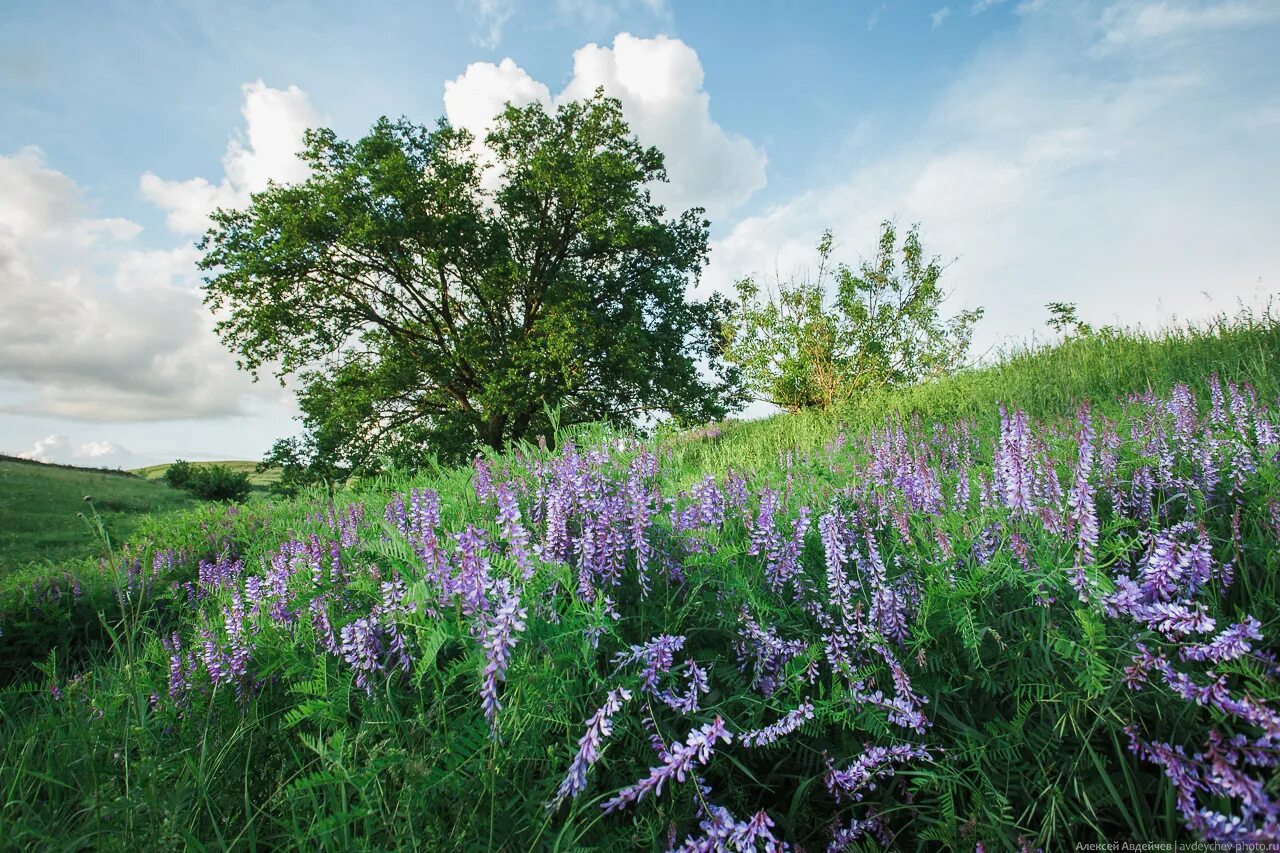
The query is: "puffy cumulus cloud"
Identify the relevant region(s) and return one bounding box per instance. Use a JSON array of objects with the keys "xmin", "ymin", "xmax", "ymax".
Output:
[
  {"xmin": 444, "ymin": 57, "xmax": 550, "ymax": 141},
  {"xmin": 14, "ymin": 434, "xmax": 147, "ymax": 469},
  {"xmin": 0, "ymin": 81, "xmax": 319, "ymax": 422},
  {"xmin": 558, "ymin": 34, "xmax": 766, "ymax": 220},
  {"xmin": 140, "ymin": 81, "xmax": 320, "ymax": 235},
  {"xmin": 704, "ymin": 0, "xmax": 1280, "ymax": 354},
  {"xmin": 0, "ymin": 143, "xmax": 290, "ymax": 422},
  {"xmin": 444, "ymin": 34, "xmax": 766, "ymax": 222},
  {"xmin": 0, "ymin": 146, "xmax": 141, "ymax": 247},
  {"xmin": 14, "ymin": 434, "xmax": 72, "ymax": 463}
]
